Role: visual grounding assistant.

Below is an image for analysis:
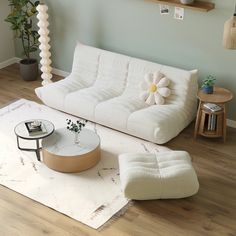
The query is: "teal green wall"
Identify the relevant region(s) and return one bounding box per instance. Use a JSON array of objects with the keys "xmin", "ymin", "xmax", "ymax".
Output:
[{"xmin": 15, "ymin": 0, "xmax": 236, "ymax": 120}]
